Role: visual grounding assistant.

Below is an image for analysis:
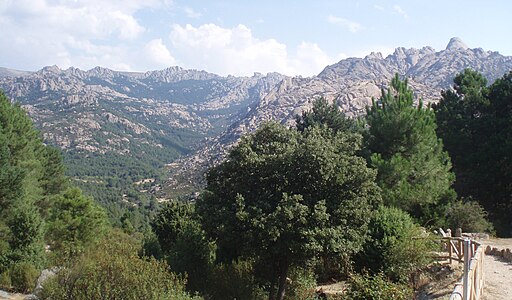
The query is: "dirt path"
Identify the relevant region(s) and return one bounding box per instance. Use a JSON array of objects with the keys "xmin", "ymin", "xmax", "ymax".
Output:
[{"xmin": 482, "ymin": 238, "xmax": 512, "ymax": 300}]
